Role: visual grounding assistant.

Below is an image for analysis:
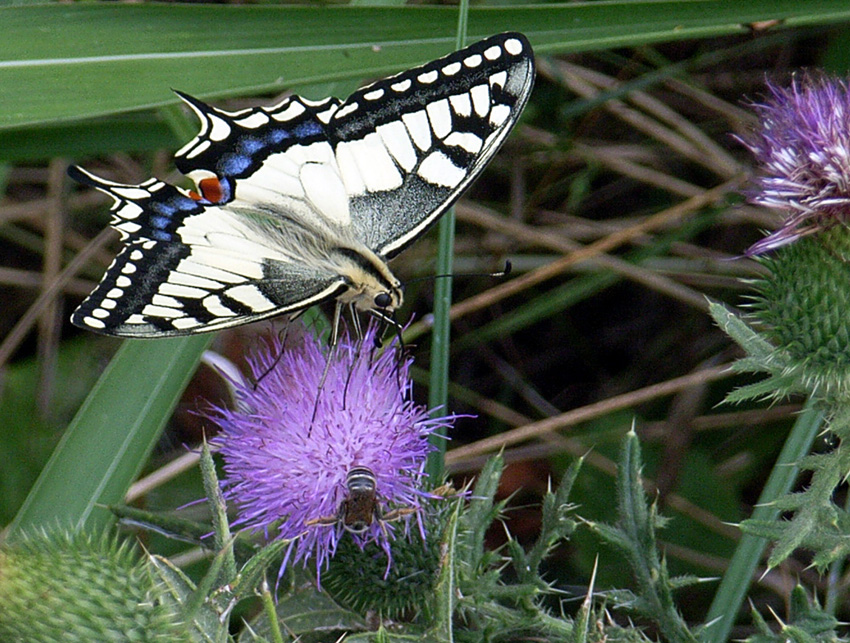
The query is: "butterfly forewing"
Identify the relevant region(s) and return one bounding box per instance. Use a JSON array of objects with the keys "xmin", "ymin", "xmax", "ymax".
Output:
[
  {"xmin": 331, "ymin": 33, "xmax": 534, "ymax": 258},
  {"xmin": 69, "ymin": 33, "xmax": 534, "ymax": 337},
  {"xmin": 172, "ymin": 93, "xmax": 353, "ymax": 231}
]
